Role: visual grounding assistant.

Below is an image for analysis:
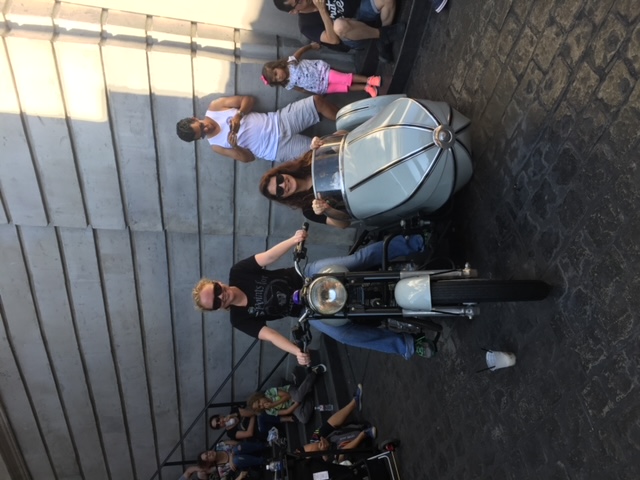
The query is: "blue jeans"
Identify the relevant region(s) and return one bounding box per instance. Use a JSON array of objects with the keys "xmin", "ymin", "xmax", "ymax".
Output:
[
  {"xmin": 231, "ymin": 442, "xmax": 266, "ymax": 470},
  {"xmin": 257, "ymin": 412, "xmax": 284, "ymax": 436},
  {"xmin": 342, "ymin": 0, "xmax": 382, "ymax": 49},
  {"xmin": 304, "ymin": 235, "xmax": 423, "ymax": 359}
]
